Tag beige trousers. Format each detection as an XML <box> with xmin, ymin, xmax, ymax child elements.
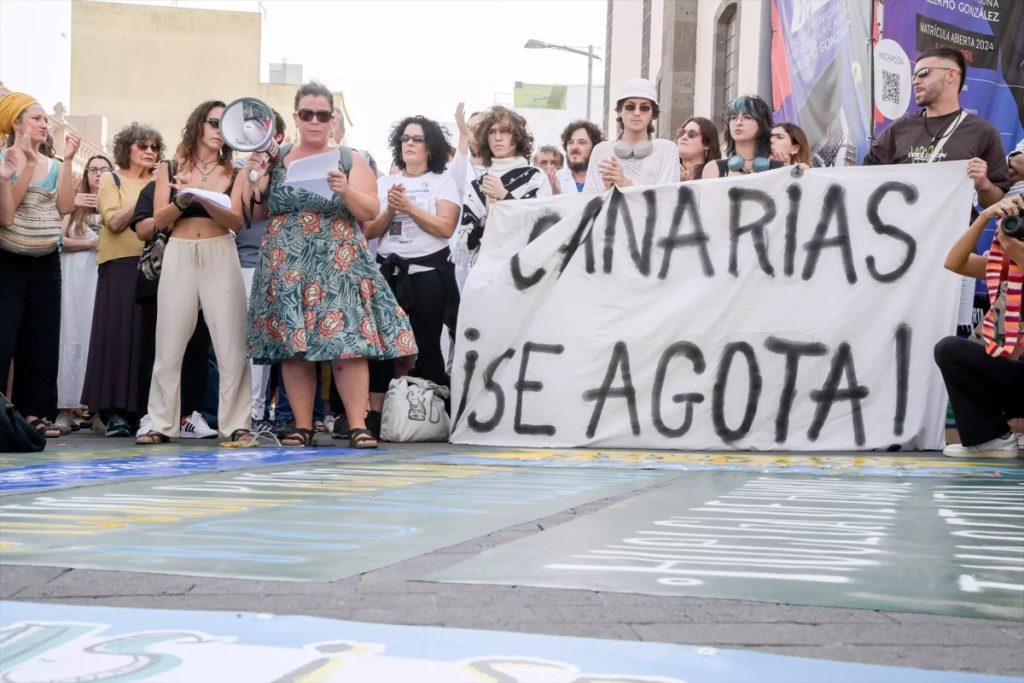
<box><xmin>147</xmin><ymin>234</ymin><xmax>251</xmax><ymax>437</ymax></box>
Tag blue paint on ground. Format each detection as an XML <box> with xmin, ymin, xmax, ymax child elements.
<box><xmin>0</xmin><ymin>447</ymin><xmax>370</xmax><ymax>494</ymax></box>
<box><xmin>0</xmin><ymin>601</ymin><xmax>1014</xmax><ymax>683</ymax></box>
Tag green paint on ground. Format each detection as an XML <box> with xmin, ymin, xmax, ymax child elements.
<box><xmin>0</xmin><ymin>462</ymin><xmax>670</xmax><ymax>581</ymax></box>
<box><xmin>427</xmin><ymin>471</ymin><xmax>1024</xmax><ymax>621</ymax></box>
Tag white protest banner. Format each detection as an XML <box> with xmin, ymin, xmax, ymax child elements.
<box><xmin>450</xmin><ymin>162</ymin><xmax>973</xmax><ymax>452</ymax></box>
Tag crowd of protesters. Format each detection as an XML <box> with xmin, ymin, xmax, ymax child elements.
<box><xmin>0</xmin><ymin>46</ymin><xmax>1020</xmax><ymax>455</ymax></box>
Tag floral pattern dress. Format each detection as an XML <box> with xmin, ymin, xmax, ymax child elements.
<box><xmin>247</xmin><ymin>146</ymin><xmax>417</xmax><ymax>364</ymax></box>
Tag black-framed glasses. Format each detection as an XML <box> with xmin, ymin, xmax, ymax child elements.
<box><xmin>296</xmin><ymin>109</ymin><xmax>333</xmax><ymax>123</ymax></box>
<box><xmin>912</xmin><ymin>66</ymin><xmax>957</xmax><ymax>80</ymax></box>
<box><xmin>134</xmin><ymin>142</ymin><xmax>161</xmax><ymax>152</ymax></box>
<box><xmin>86</xmin><ymin>166</ymin><xmax>112</xmax><ymax>174</ymax></box>
<box><xmin>400</xmin><ymin>134</ymin><xmax>426</xmax><ymax>144</ymax></box>
<box><xmin>205</xmin><ymin>118</ymin><xmax>221</xmax><ymax>129</ymax></box>
<box><xmin>622</xmin><ymin>103</ymin><xmax>652</xmax><ymax>112</ymax></box>
<box><xmin>678</xmin><ymin>129</ymin><xmax>700</xmax><ymax>140</ymax></box>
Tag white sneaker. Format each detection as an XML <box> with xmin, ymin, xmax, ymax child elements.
<box><xmin>943</xmin><ymin>434</ymin><xmax>1020</xmax><ymax>459</ymax></box>
<box><xmin>180</xmin><ymin>411</ymin><xmax>217</xmax><ymax>439</ymax></box>
<box><xmin>136</xmin><ymin>414</ymin><xmax>154</xmax><ymax>437</ymax></box>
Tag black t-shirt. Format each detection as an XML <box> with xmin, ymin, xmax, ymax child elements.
<box><xmin>130</xmin><ymin>180</ymin><xmax>159</xmax><ymax>301</ymax></box>
<box><xmin>863</xmin><ymin>110</ymin><xmax>1010</xmax><ymax>191</ymax></box>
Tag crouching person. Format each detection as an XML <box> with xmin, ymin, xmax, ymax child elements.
<box><xmin>936</xmin><ymin>195</ymin><xmax>1024</xmax><ymax>458</ymax></box>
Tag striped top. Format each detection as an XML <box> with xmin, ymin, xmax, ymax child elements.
<box><xmin>0</xmin><ymin>153</ymin><xmax>62</xmax><ymax>256</ymax></box>
<box><xmin>981</xmin><ymin>240</ymin><xmax>1022</xmax><ymax>358</ymax></box>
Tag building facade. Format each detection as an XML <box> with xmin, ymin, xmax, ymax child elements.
<box><xmin>604</xmin><ymin>0</ymin><xmax>772</xmax><ymax>142</ymax></box>
<box><xmin>69</xmin><ymin>0</ymin><xmax>347</xmax><ymax>152</ymax></box>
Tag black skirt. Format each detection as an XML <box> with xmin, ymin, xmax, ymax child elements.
<box><xmin>81</xmin><ymin>257</ymin><xmax>142</xmax><ymax>413</ymax></box>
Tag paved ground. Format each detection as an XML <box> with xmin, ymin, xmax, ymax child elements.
<box><xmin>2</xmin><ymin>433</ymin><xmax>1023</xmax><ymax>678</ymax></box>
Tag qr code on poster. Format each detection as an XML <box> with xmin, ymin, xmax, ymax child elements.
<box><xmin>881</xmin><ymin>69</ymin><xmax>900</xmax><ymax>104</ymax></box>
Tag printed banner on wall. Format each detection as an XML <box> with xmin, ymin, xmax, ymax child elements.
<box><xmin>877</xmin><ymin>0</ymin><xmax>1024</xmax><ymax>148</ymax></box>
<box><xmin>771</xmin><ymin>0</ymin><xmax>873</xmax><ymax>167</ymax></box>
<box><xmin>450</xmin><ymin>163</ymin><xmax>972</xmax><ymax>452</ymax></box>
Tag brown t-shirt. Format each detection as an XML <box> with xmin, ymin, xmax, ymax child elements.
<box><xmin>863</xmin><ymin>110</ymin><xmax>1010</xmax><ymax>191</ymax></box>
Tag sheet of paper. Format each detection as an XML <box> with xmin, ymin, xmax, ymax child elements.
<box><xmin>283</xmin><ymin>150</ymin><xmax>338</xmax><ymax>200</ymax></box>
<box><xmin>178</xmin><ymin>187</ymin><xmax>232</xmax><ymax>211</ymax></box>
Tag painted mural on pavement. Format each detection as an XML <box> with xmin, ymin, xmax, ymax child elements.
<box><xmin>415</xmin><ymin>448</ymin><xmax>1024</xmax><ymax>478</ymax></box>
<box><xmin>429</xmin><ymin>472</ymin><xmax>1024</xmax><ymax>621</ymax></box>
<box><xmin>0</xmin><ymin>602</ymin><xmax>1015</xmax><ymax>683</ymax></box>
<box><xmin>0</xmin><ymin>462</ymin><xmax>669</xmax><ymax>581</ymax></box>
<box><xmin>0</xmin><ymin>447</ymin><xmax>370</xmax><ymax>495</ymax></box>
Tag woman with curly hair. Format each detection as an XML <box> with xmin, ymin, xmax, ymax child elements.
<box><xmin>82</xmin><ymin>121</ymin><xmax>162</xmax><ymax>436</ymax></box>
<box><xmin>364</xmin><ymin>115</ymin><xmax>461</xmax><ymax>428</ymax></box>
<box><xmin>243</xmin><ymin>81</ymin><xmax>413</xmax><ymax>448</ymax></box>
<box><xmin>136</xmin><ymin>100</ymin><xmax>253</xmax><ymax>445</ymax></box>
<box><xmin>453</xmin><ymin>105</ymin><xmax>551</xmax><ymax>269</ymax></box>
<box><xmin>55</xmin><ymin>153</ymin><xmax>112</xmax><ymax>431</ymax></box>
<box><xmin>0</xmin><ymin>92</ymin><xmax>81</xmax><ymax>439</ymax></box>
<box><xmin>703</xmin><ymin>95</ymin><xmax>784</xmax><ymax>178</ymax></box>
<box><xmin>677</xmin><ymin>117</ymin><xmax>720</xmax><ymax>182</ymax></box>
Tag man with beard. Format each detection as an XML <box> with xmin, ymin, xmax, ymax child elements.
<box><xmin>864</xmin><ymin>47</ymin><xmax>1008</xmax><ymax>207</ymax></box>
<box><xmin>552</xmin><ymin>120</ymin><xmax>603</xmax><ymax>194</ymax></box>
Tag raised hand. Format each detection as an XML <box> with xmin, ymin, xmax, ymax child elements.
<box><xmin>73</xmin><ymin>193</ymin><xmax>99</xmax><ymax>208</ymax></box>
<box><xmin>64</xmin><ymin>131</ymin><xmax>82</xmax><ymax>160</ymax></box>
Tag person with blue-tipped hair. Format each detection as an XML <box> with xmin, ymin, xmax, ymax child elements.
<box><xmin>703</xmin><ymin>95</ymin><xmax>784</xmax><ymax>179</ymax></box>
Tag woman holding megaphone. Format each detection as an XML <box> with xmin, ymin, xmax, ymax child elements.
<box><xmin>135</xmin><ymin>100</ymin><xmax>253</xmax><ymax>445</ymax></box>
<box><xmin>242</xmin><ymin>81</ymin><xmax>414</xmax><ymax>449</ymax></box>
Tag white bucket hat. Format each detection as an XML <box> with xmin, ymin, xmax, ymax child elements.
<box><xmin>616</xmin><ymin>78</ymin><xmax>658</xmax><ymax>106</ymax></box>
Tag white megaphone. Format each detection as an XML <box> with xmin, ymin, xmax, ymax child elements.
<box><xmin>221</xmin><ymin>97</ymin><xmax>280</xmax><ymax>182</ymax></box>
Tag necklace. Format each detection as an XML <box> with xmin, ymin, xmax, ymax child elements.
<box><xmin>195</xmin><ymin>157</ymin><xmax>218</xmax><ymax>183</ymax></box>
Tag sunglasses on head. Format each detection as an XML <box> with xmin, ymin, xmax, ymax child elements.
<box><xmin>135</xmin><ymin>142</ymin><xmax>161</xmax><ymax>152</ymax></box>
<box><xmin>400</xmin><ymin>134</ymin><xmax>425</xmax><ymax>144</ymax></box>
<box><xmin>911</xmin><ymin>66</ymin><xmax>957</xmax><ymax>80</ymax></box>
<box><xmin>678</xmin><ymin>129</ymin><xmax>701</xmax><ymax>140</ymax></box>
<box><xmin>205</xmin><ymin>118</ymin><xmax>220</xmax><ymax>129</ymax></box>
<box><xmin>297</xmin><ymin>109</ymin><xmax>333</xmax><ymax>123</ymax></box>
<box><xmin>622</xmin><ymin>103</ymin><xmax>652</xmax><ymax>113</ymax></box>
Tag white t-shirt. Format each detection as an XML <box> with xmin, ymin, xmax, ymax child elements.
<box><xmin>556</xmin><ymin>166</ymin><xmax>585</xmax><ymax>194</ymax></box>
<box><xmin>377</xmin><ymin>171</ymin><xmax>460</xmax><ymax>272</ymax></box>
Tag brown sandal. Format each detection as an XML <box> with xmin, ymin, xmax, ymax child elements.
<box><xmin>280</xmin><ymin>427</ymin><xmax>315</xmax><ymax>447</ymax></box>
<box><xmin>30</xmin><ymin>418</ymin><xmax>64</xmax><ymax>439</ymax></box>
<box><xmin>135</xmin><ymin>431</ymin><xmax>170</xmax><ymax>445</ymax></box>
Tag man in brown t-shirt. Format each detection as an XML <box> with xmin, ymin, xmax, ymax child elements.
<box><xmin>864</xmin><ymin>47</ymin><xmax>1009</xmax><ymax>207</ymax></box>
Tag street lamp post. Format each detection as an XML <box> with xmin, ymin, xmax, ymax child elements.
<box><xmin>524</xmin><ymin>39</ymin><xmax>602</xmax><ymax>121</ymax></box>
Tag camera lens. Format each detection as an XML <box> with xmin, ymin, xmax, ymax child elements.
<box><xmin>1002</xmin><ymin>215</ymin><xmax>1024</xmax><ymax>240</ymax></box>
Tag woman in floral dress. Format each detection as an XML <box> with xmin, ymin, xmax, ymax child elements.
<box><xmin>243</xmin><ymin>82</ymin><xmax>415</xmax><ymax>448</ymax></box>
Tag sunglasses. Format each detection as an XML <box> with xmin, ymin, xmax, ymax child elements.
<box><xmin>678</xmin><ymin>129</ymin><xmax>701</xmax><ymax>140</ymax></box>
<box><xmin>86</xmin><ymin>166</ymin><xmax>112</xmax><ymax>174</ymax></box>
<box><xmin>296</xmin><ymin>109</ymin><xmax>333</xmax><ymax>123</ymax></box>
<box><xmin>134</xmin><ymin>142</ymin><xmax>161</xmax><ymax>152</ymax></box>
<box><xmin>400</xmin><ymin>134</ymin><xmax>426</xmax><ymax>144</ymax></box>
<box><xmin>206</xmin><ymin>118</ymin><xmax>220</xmax><ymax>129</ymax></box>
<box><xmin>622</xmin><ymin>103</ymin><xmax>652</xmax><ymax>113</ymax></box>
<box><xmin>911</xmin><ymin>66</ymin><xmax>957</xmax><ymax>80</ymax></box>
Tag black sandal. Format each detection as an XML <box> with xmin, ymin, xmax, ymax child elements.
<box><xmin>135</xmin><ymin>431</ymin><xmax>170</xmax><ymax>445</ymax></box>
<box><xmin>29</xmin><ymin>418</ymin><xmax>63</xmax><ymax>439</ymax></box>
<box><xmin>349</xmin><ymin>428</ymin><xmax>379</xmax><ymax>449</ymax></box>
<box><xmin>281</xmin><ymin>428</ymin><xmax>315</xmax><ymax>447</ymax></box>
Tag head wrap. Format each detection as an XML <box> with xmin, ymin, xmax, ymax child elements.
<box><xmin>0</xmin><ymin>92</ymin><xmax>39</xmax><ymax>138</ymax></box>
